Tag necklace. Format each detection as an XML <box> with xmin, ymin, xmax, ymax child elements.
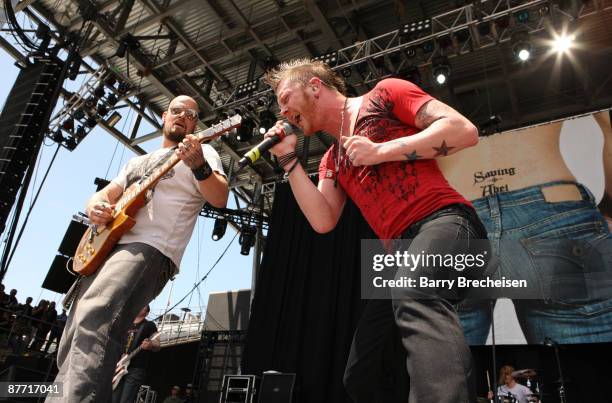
<box><xmin>334</xmin><ymin>97</ymin><xmax>348</xmax><ymax>188</ymax></box>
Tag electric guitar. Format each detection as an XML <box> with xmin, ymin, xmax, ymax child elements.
<box><xmin>73</xmin><ymin>115</ymin><xmax>242</xmax><ymax>276</ymax></box>
<box><xmin>112</xmin><ymin>331</ymin><xmax>161</xmax><ymax>390</ymax></box>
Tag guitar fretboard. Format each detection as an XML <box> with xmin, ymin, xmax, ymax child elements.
<box><xmin>111</xmin><ymin>115</ymin><xmax>241</xmax><ymax>217</ymax></box>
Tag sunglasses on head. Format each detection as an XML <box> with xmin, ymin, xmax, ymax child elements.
<box><xmin>169</xmin><ymin>107</ymin><xmax>198</xmax><ymax>121</ymax></box>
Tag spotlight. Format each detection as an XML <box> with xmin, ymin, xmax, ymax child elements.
<box><xmin>400</xmin><ymin>19</ymin><xmax>431</xmax><ymax>39</ymax></box>
<box><xmin>211</xmin><ymin>219</ymin><xmax>227</xmax><ymax>241</ymax></box>
<box><xmin>512</xmin><ymin>31</ymin><xmax>532</xmax><ymax>62</ymax></box>
<box><xmin>73</xmin><ymin>109</ymin><xmax>85</xmax><ymax>120</ymax></box>
<box><xmin>341</xmin><ymin>68</ymin><xmax>352</xmax><ymax>78</ymax></box>
<box><xmin>107</xmin><ymin>93</ymin><xmax>118</xmax><ymax>106</ymax></box>
<box><xmin>106</xmin><ymin>112</ymin><xmax>122</xmax><ymax>127</ymax></box>
<box><xmin>97</xmin><ymin>103</ymin><xmax>109</xmax><ymax>116</ymax></box>
<box><xmin>258</xmin><ymin>110</ymin><xmax>277</xmax><ymax>135</ymax></box>
<box><xmin>75</xmin><ymin>125</ymin><xmax>86</xmax><ymax>140</ymax></box>
<box><xmin>115</xmin><ymin>42</ymin><xmax>127</xmax><ymax>58</ymax></box>
<box><xmin>65</xmin><ymin>137</ymin><xmax>77</xmax><ymax>151</ymax></box>
<box><xmin>85</xmin><ymin>96</ymin><xmax>97</xmax><ymax>109</ymax></box>
<box><xmin>314</xmin><ymin>51</ymin><xmax>338</xmax><ymax>67</ymax></box>
<box><xmin>236</xmin><ymin>79</ymin><xmax>259</xmax><ymax>98</ymax></box>
<box><xmin>515</xmin><ymin>9</ymin><xmax>530</xmax><ymax>23</ymax></box>
<box><xmin>86</xmin><ymin>116</ymin><xmax>98</xmax><ymax>128</ymax></box>
<box><xmin>68</xmin><ymin>57</ymin><xmax>82</xmax><ymax>81</ymax></box>
<box><xmin>236</xmin><ymin>117</ymin><xmax>255</xmax><ymax>142</ymax></box>
<box><xmin>432</xmin><ymin>56</ymin><xmax>451</xmax><ymax>85</ymax></box>
<box><xmin>52</xmin><ymin>129</ymin><xmax>64</xmax><ymax>143</ymax></box>
<box><xmin>61</xmin><ymin>119</ymin><xmax>74</xmax><ymax>131</ymax></box>
<box><xmin>94</xmin><ymin>85</ymin><xmax>105</xmax><ymax>98</ymax></box>
<box><xmin>104</xmin><ymin>75</ymin><xmax>117</xmax><ymax>87</ymax></box>
<box><xmin>552</xmin><ymin>32</ymin><xmax>575</xmax><ymax>53</ymax></box>
<box><xmin>256</xmin><ymin>96</ymin><xmax>269</xmax><ymax>108</ymax></box>
<box><xmin>239</xmin><ymin>225</ymin><xmax>256</xmax><ymax>255</ymax></box>
<box><xmin>117</xmin><ymin>81</ymin><xmax>130</xmax><ymax>95</ymax></box>
<box><xmin>421</xmin><ymin>41</ymin><xmax>434</xmax><ymax>54</ymax></box>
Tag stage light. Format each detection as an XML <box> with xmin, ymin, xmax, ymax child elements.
<box><xmin>236</xmin><ymin>117</ymin><xmax>255</xmax><ymax>142</ymax></box>
<box><xmin>239</xmin><ymin>225</ymin><xmax>256</xmax><ymax>255</ymax></box>
<box><xmin>117</xmin><ymin>81</ymin><xmax>130</xmax><ymax>95</ymax></box>
<box><xmin>73</xmin><ymin>109</ymin><xmax>85</xmax><ymax>120</ymax></box>
<box><xmin>314</xmin><ymin>51</ymin><xmax>338</xmax><ymax>67</ymax></box>
<box><xmin>211</xmin><ymin>219</ymin><xmax>227</xmax><ymax>241</ymax></box>
<box><xmin>86</xmin><ymin>116</ymin><xmax>97</xmax><ymax>128</ymax></box>
<box><xmin>75</xmin><ymin>125</ymin><xmax>86</xmax><ymax>140</ymax></box>
<box><xmin>97</xmin><ymin>103</ymin><xmax>109</xmax><ymax>116</ymax></box>
<box><xmin>104</xmin><ymin>75</ymin><xmax>117</xmax><ymax>87</ymax></box>
<box><xmin>258</xmin><ymin>110</ymin><xmax>277</xmax><ymax>135</ymax></box>
<box><xmin>552</xmin><ymin>32</ymin><xmax>575</xmax><ymax>53</ymax></box>
<box><xmin>421</xmin><ymin>41</ymin><xmax>434</xmax><ymax>54</ymax></box>
<box><xmin>107</xmin><ymin>94</ymin><xmax>118</xmax><ymax>106</ymax></box>
<box><xmin>432</xmin><ymin>56</ymin><xmax>451</xmax><ymax>86</ymax></box>
<box><xmin>65</xmin><ymin>137</ymin><xmax>77</xmax><ymax>151</ymax></box>
<box><xmin>52</xmin><ymin>129</ymin><xmax>64</xmax><ymax>143</ymax></box>
<box><xmin>515</xmin><ymin>9</ymin><xmax>530</xmax><ymax>24</ymax></box>
<box><xmin>400</xmin><ymin>19</ymin><xmax>431</xmax><ymax>39</ymax></box>
<box><xmin>236</xmin><ymin>79</ymin><xmax>259</xmax><ymax>98</ymax></box>
<box><xmin>106</xmin><ymin>112</ymin><xmax>122</xmax><ymax>127</ymax></box>
<box><xmin>94</xmin><ymin>85</ymin><xmax>105</xmax><ymax>98</ymax></box>
<box><xmin>85</xmin><ymin>97</ymin><xmax>96</xmax><ymax>109</ymax></box>
<box><xmin>512</xmin><ymin>31</ymin><xmax>532</xmax><ymax>62</ymax></box>
<box><xmin>61</xmin><ymin>119</ymin><xmax>74</xmax><ymax>131</ymax></box>
<box><xmin>341</xmin><ymin>68</ymin><xmax>352</xmax><ymax>78</ymax></box>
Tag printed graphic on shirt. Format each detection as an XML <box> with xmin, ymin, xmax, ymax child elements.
<box><xmin>125</xmin><ymin>151</ymin><xmax>176</xmax><ymax>204</ymax></box>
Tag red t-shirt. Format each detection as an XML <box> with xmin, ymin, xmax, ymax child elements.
<box><xmin>318</xmin><ymin>78</ymin><xmax>471</xmax><ymax>240</ymax></box>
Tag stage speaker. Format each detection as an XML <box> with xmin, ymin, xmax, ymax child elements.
<box><xmin>204</xmin><ymin>289</ymin><xmax>251</xmax><ymax>331</ymax></box>
<box><xmin>42</xmin><ymin>254</ymin><xmax>77</xmax><ymax>294</ymax></box>
<box><xmin>58</xmin><ymin>219</ymin><xmax>87</xmax><ymax>256</ymax></box>
<box><xmin>258</xmin><ymin>373</ymin><xmax>295</xmax><ymax>403</ymax></box>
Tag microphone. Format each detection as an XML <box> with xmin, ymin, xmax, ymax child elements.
<box><xmin>238</xmin><ymin>122</ymin><xmax>294</xmax><ymax>169</ymax></box>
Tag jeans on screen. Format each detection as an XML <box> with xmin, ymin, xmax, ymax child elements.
<box><xmin>457</xmin><ymin>181</ymin><xmax>612</xmax><ymax>345</ymax></box>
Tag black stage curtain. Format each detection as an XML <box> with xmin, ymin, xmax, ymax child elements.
<box><xmin>242</xmin><ymin>182</ymin><xmax>408</xmax><ymax>402</ymax></box>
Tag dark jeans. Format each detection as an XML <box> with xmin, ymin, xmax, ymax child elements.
<box><xmin>112</xmin><ymin>366</ymin><xmax>147</xmax><ymax>403</ymax></box>
<box><xmin>343</xmin><ymin>205</ymin><xmax>487</xmax><ymax>403</ymax></box>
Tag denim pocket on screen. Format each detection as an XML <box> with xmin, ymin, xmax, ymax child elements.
<box><xmin>521</xmin><ymin>227</ymin><xmax>612</xmax><ymax>312</ymax></box>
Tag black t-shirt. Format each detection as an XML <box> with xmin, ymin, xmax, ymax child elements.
<box><xmin>124</xmin><ymin>320</ymin><xmax>157</xmax><ymax>369</ymax></box>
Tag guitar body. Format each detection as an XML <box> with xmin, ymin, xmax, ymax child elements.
<box><xmin>112</xmin><ymin>355</ymin><xmax>130</xmax><ymax>390</ymax></box>
<box><xmin>73</xmin><ymin>190</ymin><xmax>146</xmax><ymax>276</ymax></box>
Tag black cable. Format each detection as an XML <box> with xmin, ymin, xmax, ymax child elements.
<box><xmin>153</xmin><ymin>230</ymin><xmax>239</xmax><ymax>322</ymax></box>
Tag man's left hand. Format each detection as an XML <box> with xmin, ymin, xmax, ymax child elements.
<box><xmin>341</xmin><ymin>135</ymin><xmax>384</xmax><ymax>166</ymax></box>
<box><xmin>176</xmin><ymin>134</ymin><xmax>206</xmax><ymax>169</ymax></box>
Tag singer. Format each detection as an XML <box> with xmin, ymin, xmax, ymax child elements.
<box><xmin>263</xmin><ymin>59</ymin><xmax>487</xmax><ymax>403</ymax></box>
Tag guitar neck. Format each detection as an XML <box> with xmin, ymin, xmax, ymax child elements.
<box><xmin>113</xmin><ymin>115</ymin><xmax>241</xmax><ymax>215</ymax></box>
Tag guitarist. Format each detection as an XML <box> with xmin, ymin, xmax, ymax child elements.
<box><xmin>47</xmin><ymin>95</ymin><xmax>228</xmax><ymax>402</ymax></box>
<box><xmin>112</xmin><ymin>305</ymin><xmax>160</xmax><ymax>403</ymax></box>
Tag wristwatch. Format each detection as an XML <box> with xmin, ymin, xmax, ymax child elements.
<box><xmin>192</xmin><ymin>160</ymin><xmax>213</xmax><ymax>181</ymax></box>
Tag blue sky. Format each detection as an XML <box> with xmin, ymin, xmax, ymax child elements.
<box><xmin>0</xmin><ymin>48</ymin><xmax>254</xmax><ymax>319</ymax></box>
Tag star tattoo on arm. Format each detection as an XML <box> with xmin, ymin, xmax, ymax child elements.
<box><xmin>432</xmin><ymin>140</ymin><xmax>455</xmax><ymax>157</ymax></box>
<box><xmin>404</xmin><ymin>150</ymin><xmax>422</xmax><ymax>162</ymax></box>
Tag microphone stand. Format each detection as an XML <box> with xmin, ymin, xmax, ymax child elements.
<box><xmin>545</xmin><ymin>337</ymin><xmax>566</xmax><ymax>403</ymax></box>
<box><xmin>490</xmin><ymin>300</ymin><xmax>497</xmax><ymax>403</ymax></box>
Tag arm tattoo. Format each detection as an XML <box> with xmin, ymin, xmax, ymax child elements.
<box><xmin>432</xmin><ymin>140</ymin><xmax>455</xmax><ymax>157</ymax></box>
<box><xmin>404</xmin><ymin>150</ymin><xmax>422</xmax><ymax>162</ymax></box>
<box><xmin>415</xmin><ymin>99</ymin><xmax>448</xmax><ymax>128</ymax></box>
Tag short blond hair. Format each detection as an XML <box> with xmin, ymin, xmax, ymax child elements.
<box><xmin>263</xmin><ymin>58</ymin><xmax>346</xmax><ymax>94</ymax></box>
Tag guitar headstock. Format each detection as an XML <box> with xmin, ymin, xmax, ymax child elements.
<box><xmin>196</xmin><ymin>115</ymin><xmax>243</xmax><ymax>142</ymax></box>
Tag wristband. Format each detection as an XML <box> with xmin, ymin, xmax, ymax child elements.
<box><xmin>192</xmin><ymin>160</ymin><xmax>213</xmax><ymax>181</ymax></box>
<box><xmin>283</xmin><ymin>159</ymin><xmax>300</xmax><ymax>180</ymax></box>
